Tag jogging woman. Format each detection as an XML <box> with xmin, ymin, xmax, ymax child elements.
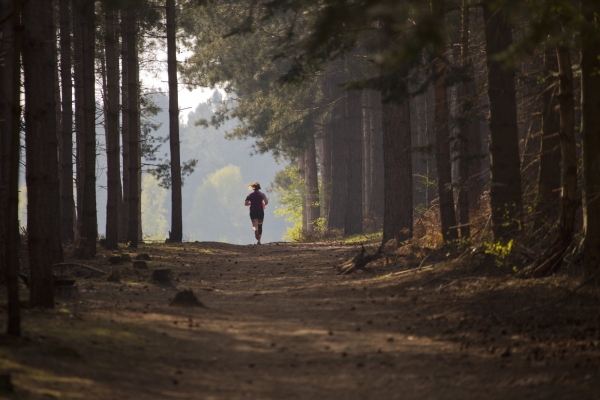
<box><xmin>245</xmin><ymin>182</ymin><xmax>268</xmax><ymax>245</ymax></box>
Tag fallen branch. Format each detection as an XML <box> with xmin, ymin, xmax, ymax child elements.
<box><xmin>337</xmin><ymin>245</ymin><xmax>379</xmax><ymax>275</ymax></box>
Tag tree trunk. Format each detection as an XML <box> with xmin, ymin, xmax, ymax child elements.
<box><xmin>369</xmin><ymin>90</ymin><xmax>384</xmax><ymax>222</ymax></box>
<box><xmin>59</xmin><ymin>0</ymin><xmax>74</xmax><ymax>242</ymax></box>
<box><xmin>520</xmin><ymin>44</ymin><xmax>577</xmax><ymax>278</ymax></box>
<box><xmin>466</xmin><ymin>64</ymin><xmax>482</xmax><ymax>212</ymax></box>
<box><xmin>483</xmin><ymin>0</ymin><xmax>523</xmax><ymax>240</ymax></box>
<box><xmin>534</xmin><ymin>49</ymin><xmax>561</xmax><ymax>230</ymax></box>
<box><xmin>345</xmin><ymin>89</ymin><xmax>363</xmax><ymax>235</ymax></box>
<box><xmin>22</xmin><ymin>0</ymin><xmax>55</xmax><ymax>307</ymax></box>
<box><xmin>0</xmin><ymin>0</ymin><xmax>15</xmax><ymax>284</ymax></box>
<box><xmin>457</xmin><ymin>0</ymin><xmax>471</xmax><ymax>239</ymax></box>
<box><xmin>0</xmin><ymin>0</ymin><xmax>22</xmax><ymax>334</ymax></box>
<box><xmin>298</xmin><ymin>156</ymin><xmax>307</xmax><ymax>232</ymax></box>
<box><xmin>167</xmin><ymin>0</ymin><xmax>183</xmax><ymax>242</ymax></box>
<box><xmin>136</xmin><ymin>65</ymin><xmax>143</xmax><ymax>243</ymax></box>
<box><xmin>327</xmin><ymin>72</ymin><xmax>347</xmax><ymax>230</ymax></box>
<box><xmin>72</xmin><ymin>0</ymin><xmax>84</xmax><ymax>239</ymax></box>
<box><xmin>51</xmin><ymin>4</ymin><xmax>63</xmax><ymax>264</ymax></box>
<box><xmin>362</xmin><ymin>91</ymin><xmax>371</xmax><ymax>215</ymax></box>
<box><xmin>381</xmin><ymin>80</ymin><xmax>413</xmax><ymax>245</ymax></box>
<box><xmin>580</xmin><ymin>0</ymin><xmax>600</xmax><ymax>285</ymax></box>
<box><xmin>120</xmin><ymin>12</ymin><xmax>129</xmax><ymax>242</ymax></box>
<box><xmin>425</xmin><ymin>84</ymin><xmax>437</xmax><ymax>206</ymax></box>
<box><xmin>127</xmin><ymin>9</ymin><xmax>140</xmax><ymax>248</ymax></box>
<box><xmin>79</xmin><ymin>0</ymin><xmax>97</xmax><ymax>258</ymax></box>
<box><xmin>104</xmin><ymin>6</ymin><xmax>121</xmax><ymax>250</ymax></box>
<box><xmin>320</xmin><ymin>95</ymin><xmax>332</xmax><ymax>225</ymax></box>
<box><xmin>431</xmin><ymin>0</ymin><xmax>458</xmax><ymax>242</ymax></box>
<box><xmin>305</xmin><ymin>130</ymin><xmax>320</xmax><ymax>231</ymax></box>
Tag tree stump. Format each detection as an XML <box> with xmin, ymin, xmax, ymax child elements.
<box><xmin>0</xmin><ymin>372</ymin><xmax>14</xmax><ymax>394</ymax></box>
<box><xmin>150</xmin><ymin>268</ymin><xmax>177</xmax><ymax>287</ymax></box>
<box><xmin>120</xmin><ymin>253</ymin><xmax>132</xmax><ymax>262</ymax></box>
<box><xmin>55</xmin><ymin>285</ymin><xmax>80</xmax><ymax>299</ymax></box>
<box><xmin>108</xmin><ymin>255</ymin><xmax>122</xmax><ymax>265</ymax></box>
<box><xmin>106</xmin><ymin>270</ymin><xmax>121</xmax><ymax>282</ymax></box>
<box><xmin>169</xmin><ymin>290</ymin><xmax>203</xmax><ymax>307</ymax></box>
<box><xmin>135</xmin><ymin>253</ymin><xmax>151</xmax><ymax>260</ymax></box>
<box><xmin>133</xmin><ymin>260</ymin><xmax>148</xmax><ymax>270</ymax></box>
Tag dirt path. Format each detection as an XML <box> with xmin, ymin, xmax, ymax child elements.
<box><xmin>1</xmin><ymin>241</ymin><xmax>599</xmax><ymax>399</ymax></box>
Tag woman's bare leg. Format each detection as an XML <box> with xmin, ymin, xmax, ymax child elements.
<box><xmin>257</xmin><ymin>222</ymin><xmax>263</xmax><ymax>244</ymax></box>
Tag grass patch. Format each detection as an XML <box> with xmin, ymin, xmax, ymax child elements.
<box><xmin>343</xmin><ymin>231</ymin><xmax>382</xmax><ymax>244</ymax></box>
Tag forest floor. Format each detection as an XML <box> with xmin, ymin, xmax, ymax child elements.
<box><xmin>0</xmin><ymin>240</ymin><xmax>599</xmax><ymax>399</ymax></box>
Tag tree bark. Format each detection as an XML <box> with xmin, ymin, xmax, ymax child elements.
<box><xmin>0</xmin><ymin>0</ymin><xmax>22</xmax><ymax>334</ymax></box>
<box><xmin>580</xmin><ymin>0</ymin><xmax>600</xmax><ymax>285</ymax></box>
<box><xmin>482</xmin><ymin>0</ymin><xmax>523</xmax><ymax>241</ymax></box>
<box><xmin>22</xmin><ymin>0</ymin><xmax>56</xmax><ymax>307</ymax></box>
<box><xmin>457</xmin><ymin>0</ymin><xmax>471</xmax><ymax>239</ymax></box>
<box><xmin>520</xmin><ymin>44</ymin><xmax>577</xmax><ymax>278</ymax></box>
<box><xmin>345</xmin><ymin>89</ymin><xmax>363</xmax><ymax>235</ymax></box>
<box><xmin>320</xmin><ymin>92</ymin><xmax>332</xmax><ymax>225</ymax></box>
<box><xmin>381</xmin><ymin>81</ymin><xmax>413</xmax><ymax>245</ymax></box>
<box><xmin>127</xmin><ymin>9</ymin><xmax>140</xmax><ymax>248</ymax></box>
<box><xmin>52</xmin><ymin>4</ymin><xmax>63</xmax><ymax>263</ymax></box>
<box><xmin>327</xmin><ymin>71</ymin><xmax>347</xmax><ymax>231</ymax></box>
<box><xmin>305</xmin><ymin>130</ymin><xmax>320</xmax><ymax>231</ymax></box>
<box><xmin>167</xmin><ymin>0</ymin><xmax>183</xmax><ymax>242</ymax></box>
<box><xmin>0</xmin><ymin>0</ymin><xmax>15</xmax><ymax>284</ymax></box>
<box><xmin>362</xmin><ymin>92</ymin><xmax>371</xmax><ymax>216</ymax></box>
<box><xmin>120</xmin><ymin>12</ymin><xmax>130</xmax><ymax>242</ymax></box>
<box><xmin>298</xmin><ymin>156</ymin><xmax>307</xmax><ymax>232</ymax></box>
<box><xmin>59</xmin><ymin>0</ymin><xmax>74</xmax><ymax>242</ymax></box>
<box><xmin>369</xmin><ymin>90</ymin><xmax>384</xmax><ymax>221</ymax></box>
<box><xmin>425</xmin><ymin>84</ymin><xmax>437</xmax><ymax>206</ymax></box>
<box><xmin>431</xmin><ymin>0</ymin><xmax>458</xmax><ymax>242</ymax></box>
<box><xmin>466</xmin><ymin>66</ymin><xmax>482</xmax><ymax>212</ymax></box>
<box><xmin>79</xmin><ymin>0</ymin><xmax>97</xmax><ymax>258</ymax></box>
<box><xmin>72</xmin><ymin>0</ymin><xmax>84</xmax><ymax>239</ymax></box>
<box><xmin>104</xmin><ymin>5</ymin><xmax>121</xmax><ymax>250</ymax></box>
<box><xmin>534</xmin><ymin>49</ymin><xmax>561</xmax><ymax>229</ymax></box>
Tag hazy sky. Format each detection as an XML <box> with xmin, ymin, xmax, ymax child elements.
<box><xmin>140</xmin><ymin>48</ymin><xmax>215</xmax><ymax>124</ymax></box>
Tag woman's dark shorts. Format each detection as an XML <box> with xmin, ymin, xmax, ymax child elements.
<box><xmin>250</xmin><ymin>209</ymin><xmax>264</xmax><ymax>222</ymax></box>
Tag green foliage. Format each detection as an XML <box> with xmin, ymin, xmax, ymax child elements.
<box><xmin>483</xmin><ymin>239</ymin><xmax>514</xmax><ymax>267</ymax></box>
<box><xmin>270</xmin><ymin>165</ymin><xmax>305</xmax><ymax>241</ymax></box>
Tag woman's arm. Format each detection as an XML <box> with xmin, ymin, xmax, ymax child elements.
<box><xmin>245</xmin><ymin>200</ymin><xmax>250</xmax><ymax>206</ymax></box>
